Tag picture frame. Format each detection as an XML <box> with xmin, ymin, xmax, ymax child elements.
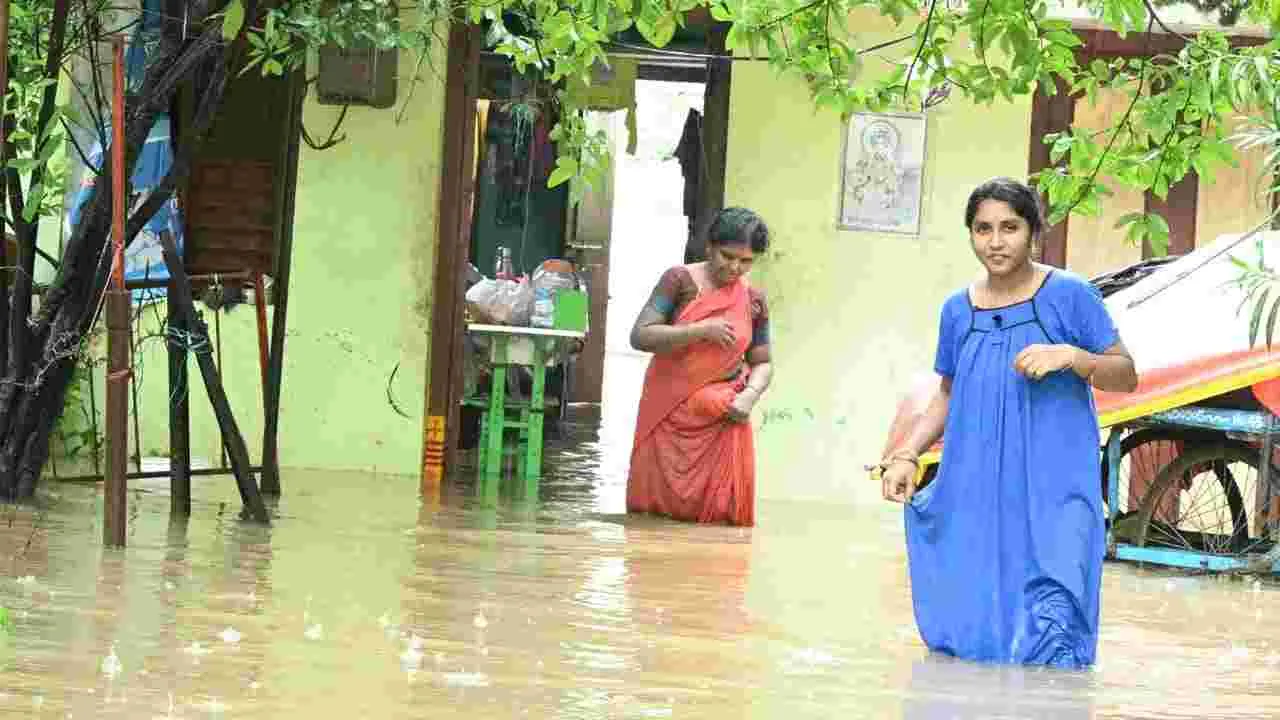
<box><xmin>838</xmin><ymin>112</ymin><xmax>928</xmax><ymax>235</ymax></box>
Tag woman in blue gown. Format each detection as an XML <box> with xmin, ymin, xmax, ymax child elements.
<box><xmin>880</xmin><ymin>178</ymin><xmax>1138</xmax><ymax>669</ymax></box>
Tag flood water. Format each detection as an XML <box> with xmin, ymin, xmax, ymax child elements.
<box><xmin>3</xmin><ymin>406</ymin><xmax>1280</xmax><ymax>718</ymax></box>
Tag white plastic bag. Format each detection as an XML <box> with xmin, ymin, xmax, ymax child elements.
<box><xmin>466</xmin><ymin>278</ymin><xmax>533</xmax><ymax>326</ymax></box>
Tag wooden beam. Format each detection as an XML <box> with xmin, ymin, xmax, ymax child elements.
<box><xmin>1027</xmin><ymin>78</ymin><xmax>1074</xmax><ymax>268</ymax></box>
<box><xmin>167</xmin><ymin>270</ymin><xmax>191</xmax><ymax>517</ymax></box>
<box><xmin>160</xmin><ymin>234</ymin><xmax>270</xmax><ymax>524</ymax></box>
<box><xmin>687</xmin><ymin>24</ymin><xmax>731</xmax><ymax>263</ymax></box>
<box><xmin>637</xmin><ymin>64</ymin><xmax>706</xmax><ymax>84</ymax></box>
<box><xmin>104</xmin><ymin>36</ymin><xmax>129</xmax><ymax>548</ymax></box>
<box><xmin>423</xmin><ymin>24</ymin><xmax>481</xmax><ymax>490</ymax></box>
<box><xmin>1075</xmin><ymin>28</ymin><xmax>1269</xmax><ymax>61</ymax></box>
<box><xmin>260</xmin><ymin>70</ymin><xmax>305</xmax><ymax>496</ymax></box>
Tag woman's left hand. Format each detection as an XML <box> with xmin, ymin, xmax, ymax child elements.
<box><xmin>1014</xmin><ymin>344</ymin><xmax>1078</xmax><ymax>381</ymax></box>
<box><xmin>726</xmin><ymin>389</ymin><xmax>758</xmax><ymax>423</ymax></box>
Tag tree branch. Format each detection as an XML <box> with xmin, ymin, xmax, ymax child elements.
<box><xmin>903</xmin><ymin>0</ymin><xmax>940</xmax><ymax>106</ymax></box>
<box><xmin>1141</xmin><ymin>0</ymin><xmax>1190</xmax><ymax>39</ymax></box>
<box><xmin>1060</xmin><ymin>13</ymin><xmax>1157</xmax><ymax>219</ymax></box>
<box><xmin>760</xmin><ymin>0</ymin><xmax>827</xmax><ymax>29</ymax></box>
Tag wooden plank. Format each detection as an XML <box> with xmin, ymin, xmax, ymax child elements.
<box><xmin>424</xmin><ymin>24</ymin><xmax>481</xmax><ymax>489</ymax></box>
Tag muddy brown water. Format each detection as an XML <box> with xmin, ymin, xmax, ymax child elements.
<box><xmin>1</xmin><ymin>409</ymin><xmax>1279</xmax><ymax>719</ymax></box>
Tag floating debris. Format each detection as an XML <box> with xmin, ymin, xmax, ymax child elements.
<box><xmin>304</xmin><ymin>624</ymin><xmax>324</xmax><ymax>641</ymax></box>
<box><xmin>101</xmin><ymin>645</ymin><xmax>124</xmax><ymax>677</ymax></box>
<box><xmin>400</xmin><ymin>636</ymin><xmax>425</xmax><ymax>672</ymax></box>
<box><xmin>473</xmin><ymin>612</ymin><xmax>489</xmax><ymax>629</ymax></box>
<box><xmin>442</xmin><ymin>671</ymin><xmax>489</xmax><ymax>688</ymax></box>
<box><xmin>219</xmin><ymin>627</ymin><xmax>242</xmax><ymax>644</ymax></box>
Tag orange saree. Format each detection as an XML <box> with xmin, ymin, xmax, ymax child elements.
<box><xmin>627</xmin><ymin>276</ymin><xmax>756</xmax><ymax>527</ymax></box>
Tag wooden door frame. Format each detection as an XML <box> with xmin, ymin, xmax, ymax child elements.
<box><xmin>423</xmin><ymin>23</ymin><xmax>482</xmax><ymax>487</ymax></box>
<box><xmin>423</xmin><ymin>23</ymin><xmax>736</xmax><ymax>478</ymax></box>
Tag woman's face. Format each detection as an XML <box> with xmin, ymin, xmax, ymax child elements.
<box><xmin>705</xmin><ymin>242</ymin><xmax>755</xmax><ymax>286</ymax></box>
<box><xmin>970</xmin><ymin>199</ymin><xmax>1034</xmax><ymax>278</ymax></box>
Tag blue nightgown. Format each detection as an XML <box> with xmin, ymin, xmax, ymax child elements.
<box><xmin>905</xmin><ymin>269</ymin><xmax>1120</xmax><ymax>669</ymax></box>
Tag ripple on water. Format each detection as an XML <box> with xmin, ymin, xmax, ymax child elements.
<box><xmin>0</xmin><ymin>409</ymin><xmax>1276</xmax><ymax>718</ymax></box>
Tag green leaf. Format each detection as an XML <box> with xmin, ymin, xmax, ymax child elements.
<box><xmin>21</xmin><ymin>184</ymin><xmax>43</xmax><ymax>222</ymax></box>
<box><xmin>1267</xmin><ymin>294</ymin><xmax>1280</xmax><ymax>349</ymax></box>
<box><xmin>223</xmin><ymin>0</ymin><xmax>246</xmax><ymax>42</ymax></box>
<box><xmin>1046</xmin><ymin>30</ymin><xmax>1082</xmax><ymax>48</ymax></box>
<box><xmin>547</xmin><ymin>158</ymin><xmax>578</xmax><ymax>188</ymax></box>
<box><xmin>1146</xmin><ymin>213</ymin><xmax>1170</xmax><ymax>256</ymax></box>
<box><xmin>1252</xmin><ymin>288</ymin><xmax>1271</xmax><ymax>346</ymax></box>
<box><xmin>1113</xmin><ymin>211</ymin><xmax>1145</xmax><ymax>230</ymax></box>
<box><xmin>641</xmin><ymin>12</ymin><xmax>677</xmax><ymax>48</ymax></box>
<box><xmin>710</xmin><ymin>3</ymin><xmax>732</xmax><ymax>21</ymax></box>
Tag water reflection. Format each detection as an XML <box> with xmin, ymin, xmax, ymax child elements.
<box><xmin>0</xmin><ymin>410</ymin><xmax>1279</xmax><ymax>718</ymax></box>
<box><xmin>902</xmin><ymin>655</ymin><xmax>1095</xmax><ymax>719</ymax></box>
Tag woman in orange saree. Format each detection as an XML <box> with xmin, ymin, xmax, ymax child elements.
<box><xmin>627</xmin><ymin>208</ymin><xmax>774</xmax><ymax>527</ymax></box>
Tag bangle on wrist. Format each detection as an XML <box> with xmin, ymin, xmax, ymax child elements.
<box><xmin>886</xmin><ymin>451</ymin><xmax>920</xmax><ymax>469</ymax></box>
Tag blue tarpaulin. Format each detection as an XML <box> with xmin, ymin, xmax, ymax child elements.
<box><xmin>63</xmin><ymin>0</ymin><xmax>183</xmax><ymax>302</ymax></box>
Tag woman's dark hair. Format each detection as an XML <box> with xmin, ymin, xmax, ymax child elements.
<box><xmin>707</xmin><ymin>207</ymin><xmax>770</xmax><ymax>253</ymax></box>
<box><xmin>964</xmin><ymin>177</ymin><xmax>1044</xmax><ymax>238</ymax></box>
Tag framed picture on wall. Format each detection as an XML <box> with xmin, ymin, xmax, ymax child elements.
<box><xmin>838</xmin><ymin>112</ymin><xmax>928</xmax><ymax>235</ymax></box>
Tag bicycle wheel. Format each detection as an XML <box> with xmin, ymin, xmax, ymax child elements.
<box><xmin>1101</xmin><ymin>429</ymin><xmax>1215</xmax><ymax>528</ymax></box>
<box><xmin>1132</xmin><ymin>442</ymin><xmax>1268</xmax><ymax>558</ymax></box>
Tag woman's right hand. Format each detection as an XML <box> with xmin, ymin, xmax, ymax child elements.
<box><xmin>694</xmin><ymin>318</ymin><xmax>737</xmax><ymax>348</ymax></box>
<box><xmin>881</xmin><ymin>460</ymin><xmax>918</xmax><ymax>504</ymax></box>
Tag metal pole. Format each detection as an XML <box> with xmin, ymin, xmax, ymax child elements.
<box><xmin>103</xmin><ymin>36</ymin><xmax>129</xmax><ymax>548</ymax></box>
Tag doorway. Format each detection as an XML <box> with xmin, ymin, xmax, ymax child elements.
<box><xmin>425</xmin><ymin>29</ymin><xmax>734</xmax><ymax>481</ymax></box>
<box><xmin>593</xmin><ymin>79</ymin><xmax>706</xmax><ymax>472</ymax></box>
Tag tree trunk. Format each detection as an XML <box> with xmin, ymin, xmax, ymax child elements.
<box><xmin>0</xmin><ymin>2</ymin><xmax>251</xmax><ymax>500</ymax></box>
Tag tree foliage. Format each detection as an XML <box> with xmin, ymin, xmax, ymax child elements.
<box><xmin>214</xmin><ymin>0</ymin><xmax>1280</xmax><ymax>254</ymax></box>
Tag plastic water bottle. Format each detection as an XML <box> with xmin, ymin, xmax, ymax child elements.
<box><xmin>493</xmin><ymin>247</ymin><xmax>509</xmax><ymax>280</ymax></box>
<box><xmin>531</xmin><ymin>286</ymin><xmax>554</xmax><ymax>328</ymax></box>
